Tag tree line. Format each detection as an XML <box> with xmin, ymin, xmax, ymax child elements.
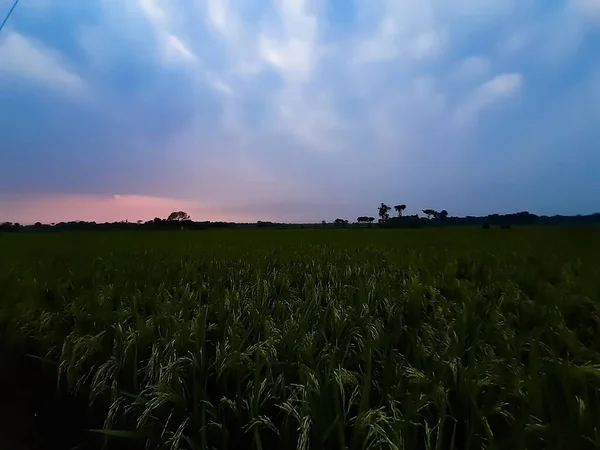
<box><xmin>1</xmin><ymin>207</ymin><xmax>600</xmax><ymax>232</ymax></box>
<box><xmin>331</xmin><ymin>203</ymin><xmax>448</xmax><ymax>226</ymax></box>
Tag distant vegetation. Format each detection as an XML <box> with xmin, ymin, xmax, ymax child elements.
<box><xmin>1</xmin><ymin>204</ymin><xmax>600</xmax><ymax>232</ymax></box>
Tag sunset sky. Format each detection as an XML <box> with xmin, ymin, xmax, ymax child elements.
<box><xmin>1</xmin><ymin>0</ymin><xmax>599</xmax><ymax>224</ymax></box>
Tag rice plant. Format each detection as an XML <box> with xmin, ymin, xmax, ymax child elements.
<box><xmin>1</xmin><ymin>227</ymin><xmax>599</xmax><ymax>449</ymax></box>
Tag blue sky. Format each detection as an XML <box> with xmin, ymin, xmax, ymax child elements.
<box><xmin>0</xmin><ymin>0</ymin><xmax>599</xmax><ymax>223</ymax></box>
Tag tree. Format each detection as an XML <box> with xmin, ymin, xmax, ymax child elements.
<box><xmin>394</xmin><ymin>204</ymin><xmax>407</xmax><ymax>217</ymax></box>
<box><xmin>378</xmin><ymin>203</ymin><xmax>391</xmax><ymax>223</ymax></box>
<box><xmin>438</xmin><ymin>210</ymin><xmax>448</xmax><ymax>220</ymax></box>
<box><xmin>357</xmin><ymin>216</ymin><xmax>376</xmax><ymax>226</ymax></box>
<box><xmin>167</xmin><ymin>211</ymin><xmax>190</xmax><ymax>222</ymax></box>
<box><xmin>422</xmin><ymin>209</ymin><xmax>438</xmax><ymax>219</ymax></box>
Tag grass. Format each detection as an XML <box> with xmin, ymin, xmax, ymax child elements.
<box><xmin>1</xmin><ymin>227</ymin><xmax>600</xmax><ymax>449</ymax></box>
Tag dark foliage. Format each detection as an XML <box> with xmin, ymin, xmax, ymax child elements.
<box><xmin>2</xmin><ymin>210</ymin><xmax>600</xmax><ymax>233</ymax></box>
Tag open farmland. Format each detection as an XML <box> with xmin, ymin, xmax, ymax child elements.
<box><xmin>1</xmin><ymin>227</ymin><xmax>600</xmax><ymax>450</ymax></box>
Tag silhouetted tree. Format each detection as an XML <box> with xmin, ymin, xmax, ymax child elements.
<box><xmin>438</xmin><ymin>210</ymin><xmax>448</xmax><ymax>220</ymax></box>
<box><xmin>394</xmin><ymin>204</ymin><xmax>407</xmax><ymax>217</ymax></box>
<box><xmin>422</xmin><ymin>209</ymin><xmax>438</xmax><ymax>219</ymax></box>
<box><xmin>357</xmin><ymin>216</ymin><xmax>374</xmax><ymax>224</ymax></box>
<box><xmin>378</xmin><ymin>203</ymin><xmax>391</xmax><ymax>223</ymax></box>
<box><xmin>167</xmin><ymin>211</ymin><xmax>190</xmax><ymax>222</ymax></box>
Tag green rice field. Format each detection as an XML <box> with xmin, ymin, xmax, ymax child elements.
<box><xmin>1</xmin><ymin>227</ymin><xmax>600</xmax><ymax>449</ymax></box>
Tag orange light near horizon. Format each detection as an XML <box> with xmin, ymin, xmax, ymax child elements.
<box><xmin>0</xmin><ymin>194</ymin><xmax>259</xmax><ymax>224</ymax></box>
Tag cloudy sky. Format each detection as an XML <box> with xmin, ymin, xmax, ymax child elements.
<box><xmin>1</xmin><ymin>0</ymin><xmax>599</xmax><ymax>223</ymax></box>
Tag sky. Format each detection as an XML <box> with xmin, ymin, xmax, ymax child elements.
<box><xmin>0</xmin><ymin>0</ymin><xmax>599</xmax><ymax>224</ymax></box>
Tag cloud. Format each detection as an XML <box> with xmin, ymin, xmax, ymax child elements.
<box><xmin>354</xmin><ymin>14</ymin><xmax>441</xmax><ymax>63</ymax></box>
<box><xmin>137</xmin><ymin>0</ymin><xmax>197</xmax><ymax>64</ymax></box>
<box><xmin>455</xmin><ymin>73</ymin><xmax>523</xmax><ymax>125</ymax></box>
<box><xmin>205</xmin><ymin>0</ymin><xmax>236</xmax><ymax>37</ymax></box>
<box><xmin>0</xmin><ymin>32</ymin><xmax>85</xmax><ymax>94</ymax></box>
<box><xmin>450</xmin><ymin>56</ymin><xmax>491</xmax><ymax>84</ymax></box>
<box><xmin>1</xmin><ymin>0</ymin><xmax>599</xmax><ymax>220</ymax></box>
<box><xmin>259</xmin><ymin>0</ymin><xmax>318</xmax><ymax>80</ymax></box>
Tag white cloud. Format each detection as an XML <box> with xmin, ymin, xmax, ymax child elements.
<box><xmin>450</xmin><ymin>56</ymin><xmax>492</xmax><ymax>83</ymax></box>
<box><xmin>258</xmin><ymin>0</ymin><xmax>318</xmax><ymax>81</ymax></box>
<box><xmin>259</xmin><ymin>36</ymin><xmax>314</xmax><ymax>80</ymax></box>
<box><xmin>272</xmin><ymin>88</ymin><xmax>349</xmax><ymax>152</ymax></box>
<box><xmin>76</xmin><ymin>0</ymin><xmax>198</xmax><ymax>72</ymax></box>
<box><xmin>354</xmin><ymin>18</ymin><xmax>401</xmax><ymax>63</ymax></box>
<box><xmin>206</xmin><ymin>72</ymin><xmax>234</xmax><ymax>96</ymax></box>
<box><xmin>7</xmin><ymin>0</ymin><xmax>595</xmax><ymax>183</ymax></box>
<box><xmin>353</xmin><ymin>0</ymin><xmax>522</xmax><ymax>65</ymax></box>
<box><xmin>354</xmin><ymin>11</ymin><xmax>441</xmax><ymax>63</ymax></box>
<box><xmin>480</xmin><ymin>73</ymin><xmax>523</xmax><ymax>100</ymax></box>
<box><xmin>75</xmin><ymin>0</ymin><xmax>587</xmax><ymax>159</ymax></box>
<box><xmin>254</xmin><ymin>0</ymin><xmax>352</xmax><ymax>152</ymax></box>
<box><xmin>497</xmin><ymin>1</ymin><xmax>597</xmax><ymax>65</ymax></box>
<box><xmin>138</xmin><ymin>0</ymin><xmax>166</xmax><ymax>23</ymax></box>
<box><xmin>456</xmin><ymin>73</ymin><xmax>523</xmax><ymax>125</ymax></box>
<box><xmin>206</xmin><ymin>0</ymin><xmax>233</xmax><ymax>36</ymax></box>
<box><xmin>137</xmin><ymin>0</ymin><xmax>197</xmax><ymax>64</ymax></box>
<box><xmin>411</xmin><ymin>32</ymin><xmax>441</xmax><ymax>59</ymax></box>
<box><xmin>0</xmin><ymin>32</ymin><xmax>85</xmax><ymax>94</ymax></box>
<box><xmin>202</xmin><ymin>0</ymin><xmax>266</xmax><ymax>78</ymax></box>
<box><xmin>163</xmin><ymin>33</ymin><xmax>196</xmax><ymax>62</ymax></box>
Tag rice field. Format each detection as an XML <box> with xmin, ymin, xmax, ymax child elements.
<box><xmin>1</xmin><ymin>227</ymin><xmax>600</xmax><ymax>450</ymax></box>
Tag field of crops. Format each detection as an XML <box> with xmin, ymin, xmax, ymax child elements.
<box><xmin>1</xmin><ymin>227</ymin><xmax>600</xmax><ymax>450</ymax></box>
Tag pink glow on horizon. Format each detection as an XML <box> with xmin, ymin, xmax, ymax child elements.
<box><xmin>0</xmin><ymin>194</ymin><xmax>259</xmax><ymax>224</ymax></box>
